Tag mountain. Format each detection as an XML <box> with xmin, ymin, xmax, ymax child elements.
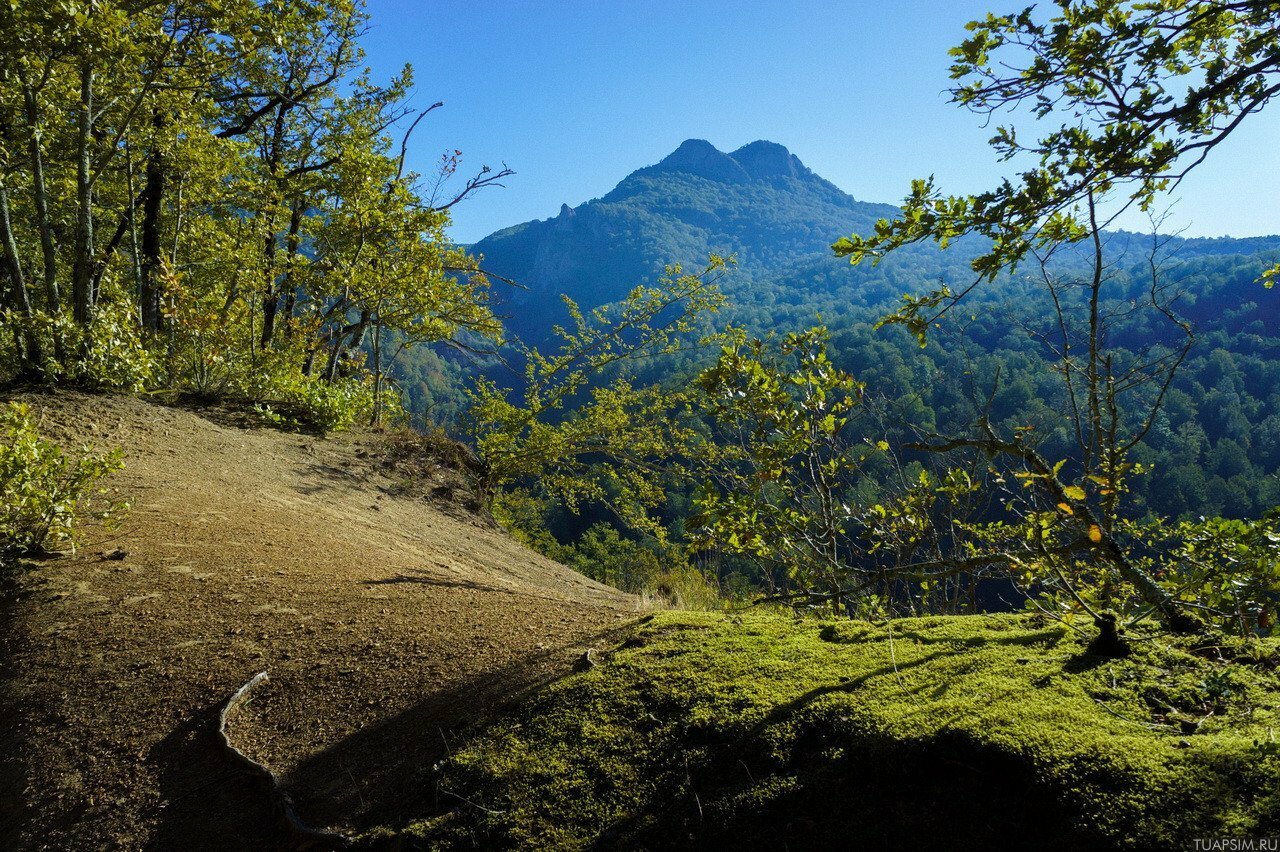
<box><xmin>470</xmin><ymin>139</ymin><xmax>899</xmax><ymax>339</ymax></box>
<box><xmin>469</xmin><ymin>139</ymin><xmax>1280</xmax><ymax>341</ymax></box>
<box><xmin>429</xmin><ymin>140</ymin><xmax>1280</xmax><ymax>523</ymax></box>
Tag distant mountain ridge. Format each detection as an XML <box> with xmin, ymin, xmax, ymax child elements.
<box><xmin>406</xmin><ymin>140</ymin><xmax>1280</xmax><ymax>523</ymax></box>
<box><xmin>471</xmin><ymin>139</ymin><xmax>899</xmax><ymax>338</ymax></box>
<box><xmin>629</xmin><ymin>139</ymin><xmax>827</xmax><ymax>185</ymax></box>
<box><xmin>470</xmin><ymin>139</ymin><xmax>1280</xmax><ymax>344</ymax></box>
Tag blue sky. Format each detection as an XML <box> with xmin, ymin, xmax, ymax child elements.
<box><xmin>361</xmin><ymin>1</ymin><xmax>1280</xmax><ymax>244</ymax></box>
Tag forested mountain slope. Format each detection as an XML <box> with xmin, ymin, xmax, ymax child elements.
<box><xmin>467</xmin><ymin>139</ymin><xmax>1279</xmax><ymax>341</ymax></box>
<box><xmin>413</xmin><ymin>141</ymin><xmax>1280</xmax><ymax>522</ymax></box>
<box><xmin>469</xmin><ymin>139</ymin><xmax>899</xmax><ymax>341</ymax></box>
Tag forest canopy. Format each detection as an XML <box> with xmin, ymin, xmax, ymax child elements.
<box><xmin>0</xmin><ymin>0</ymin><xmax>505</xmax><ymax>429</ymax></box>
<box><xmin>461</xmin><ymin>0</ymin><xmax>1280</xmax><ymax>641</ymax></box>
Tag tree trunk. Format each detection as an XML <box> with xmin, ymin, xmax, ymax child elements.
<box><xmin>139</xmin><ymin>111</ymin><xmax>166</xmax><ymax>332</ymax></box>
<box><xmin>326</xmin><ymin>310</ymin><xmax>369</xmax><ymax>382</ymax></box>
<box><xmin>258</xmin><ymin>101</ymin><xmax>289</xmax><ymax>351</ymax></box>
<box><xmin>371</xmin><ymin>315</ymin><xmax>382</xmax><ymax>425</ymax></box>
<box><xmin>21</xmin><ymin>81</ymin><xmax>58</xmax><ymax>315</ymax></box>
<box><xmin>260</xmin><ymin>225</ymin><xmax>279</xmax><ymax>350</ymax></box>
<box><xmin>0</xmin><ymin>178</ymin><xmax>43</xmax><ymax>374</ymax></box>
<box><xmin>71</xmin><ymin>64</ymin><xmax>95</xmax><ymax>326</ymax></box>
<box><xmin>280</xmin><ymin>201</ymin><xmax>303</xmax><ymax>340</ymax></box>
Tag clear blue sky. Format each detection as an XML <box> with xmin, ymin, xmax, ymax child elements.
<box><xmin>360</xmin><ymin>0</ymin><xmax>1280</xmax><ymax>244</ymax></box>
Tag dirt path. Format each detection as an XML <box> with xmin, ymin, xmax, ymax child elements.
<box><xmin>0</xmin><ymin>391</ymin><xmax>636</xmax><ymax>850</ymax></box>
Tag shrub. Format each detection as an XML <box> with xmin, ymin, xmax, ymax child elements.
<box><xmin>255</xmin><ymin>376</ymin><xmax>402</xmax><ymax>434</ymax></box>
<box><xmin>0</xmin><ymin>402</ymin><xmax>127</xmax><ymax>556</ymax></box>
<box><xmin>64</xmin><ymin>303</ymin><xmax>157</xmax><ymax>391</ymax></box>
<box><xmin>1157</xmin><ymin>510</ymin><xmax>1280</xmax><ymax>636</ymax></box>
<box><xmin>0</xmin><ymin>304</ymin><xmax>156</xmax><ymax>391</ymax></box>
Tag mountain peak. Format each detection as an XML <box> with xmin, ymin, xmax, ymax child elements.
<box><xmin>671</xmin><ymin>138</ymin><xmax>720</xmax><ymax>157</ymax></box>
<box><xmin>649</xmin><ymin>139</ymin><xmax>750</xmax><ymax>183</ymax></box>
<box><xmin>636</xmin><ymin>139</ymin><xmax>813</xmax><ymax>185</ymax></box>
<box><xmin>730</xmin><ymin>140</ymin><xmax>806</xmax><ymax>180</ymax></box>
<box><xmin>472</xmin><ymin>138</ymin><xmax>902</xmax><ymax>338</ymax></box>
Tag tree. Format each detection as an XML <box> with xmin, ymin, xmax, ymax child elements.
<box><xmin>826</xmin><ymin>0</ymin><xmax>1280</xmax><ymax>634</ymax></box>
<box><xmin>308</xmin><ymin>133</ymin><xmax>504</xmax><ymax>424</ymax></box>
<box><xmin>469</xmin><ymin>258</ymin><xmax>732</xmax><ymax>537</ymax></box>
<box><xmin>834</xmin><ymin>0</ymin><xmax>1280</xmax><ymax>335</ymax></box>
<box><xmin>689</xmin><ymin>327</ymin><xmax>881</xmax><ymax>612</ymax></box>
<box><xmin>0</xmin><ymin>0</ymin><xmax>506</xmax><ymax>432</ymax></box>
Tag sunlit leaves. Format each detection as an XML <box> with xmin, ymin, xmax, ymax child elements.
<box><xmin>0</xmin><ymin>0</ymin><xmax>502</xmax><ymax>430</ymax></box>
<box><xmin>0</xmin><ymin>402</ymin><xmax>127</xmax><ymax>555</ymax></box>
<box><xmin>834</xmin><ymin>0</ymin><xmax>1280</xmax><ymax>340</ymax></box>
<box><xmin>690</xmin><ymin>326</ymin><xmax>873</xmax><ymax>600</ymax></box>
<box><xmin>469</xmin><ymin>258</ymin><xmax>733</xmax><ymax>539</ymax></box>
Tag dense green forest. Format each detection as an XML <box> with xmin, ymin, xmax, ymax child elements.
<box><xmin>7</xmin><ymin>2</ymin><xmax>1280</xmax><ymax>848</ymax></box>
<box><xmin>0</xmin><ymin>0</ymin><xmax>505</xmax><ymax>429</ymax></box>
<box><xmin>420</xmin><ymin>0</ymin><xmax>1280</xmax><ymax>636</ymax></box>
<box><xmin>397</xmin><ymin>143</ymin><xmax>1280</xmax><ymax>540</ymax></box>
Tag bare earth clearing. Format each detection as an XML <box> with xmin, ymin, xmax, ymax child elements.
<box><xmin>0</xmin><ymin>391</ymin><xmax>636</xmax><ymax>850</ymax></box>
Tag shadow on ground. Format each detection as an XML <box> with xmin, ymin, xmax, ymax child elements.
<box><xmin>0</xmin><ymin>569</ymin><xmax>31</xmax><ymax>850</ymax></box>
<box><xmin>280</xmin><ymin>624</ymin><xmax>634</xmax><ymax>836</ymax></box>
<box><xmin>148</xmin><ymin>697</ymin><xmax>288</xmax><ymax>851</ymax></box>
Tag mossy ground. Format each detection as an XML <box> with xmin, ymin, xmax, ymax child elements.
<box><xmin>362</xmin><ymin>611</ymin><xmax>1280</xmax><ymax>851</ymax></box>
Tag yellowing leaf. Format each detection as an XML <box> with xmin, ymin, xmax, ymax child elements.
<box><xmin>1088</xmin><ymin>525</ymin><xmax>1103</xmax><ymax>543</ymax></box>
<box><xmin>1062</xmin><ymin>485</ymin><xmax>1086</xmax><ymax>501</ymax></box>
<box><xmin>1056</xmin><ymin>502</ymin><xmax>1074</xmax><ymax>515</ymax></box>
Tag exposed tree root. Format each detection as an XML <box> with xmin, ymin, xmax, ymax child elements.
<box><xmin>218</xmin><ymin>671</ymin><xmax>351</xmax><ymax>850</ymax></box>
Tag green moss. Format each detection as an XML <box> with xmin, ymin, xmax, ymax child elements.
<box><xmin>362</xmin><ymin>612</ymin><xmax>1280</xmax><ymax>851</ymax></box>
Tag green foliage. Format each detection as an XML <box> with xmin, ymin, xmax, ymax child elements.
<box><xmin>563</xmin><ymin>523</ymin><xmax>664</xmax><ymax>591</ymax></box>
<box><xmin>470</xmin><ymin>258</ymin><xmax>734</xmax><ymax>537</ymax></box>
<box><xmin>477</xmin><ymin>235</ymin><xmax>1279</xmax><ymax>627</ymax></box>
<box><xmin>0</xmin><ymin>402</ymin><xmax>126</xmax><ymax>556</ymax></box>
<box><xmin>488</xmin><ymin>488</ymin><xmax>570</xmax><ymax>559</ymax></box>
<box><xmin>817</xmin><ymin>1</ymin><xmax>1280</xmax><ymax>632</ymax></box>
<box><xmin>834</xmin><ymin>1</ymin><xmax>1280</xmax><ymax>310</ymax></box>
<box><xmin>491</xmin><ymin>491</ymin><xmax>725</xmax><ymax>609</ymax></box>
<box><xmin>0</xmin><ymin>303</ymin><xmax>156</xmax><ymax>391</ymax></box>
<box><xmin>691</xmin><ymin>326</ymin><xmax>879</xmax><ymax>607</ymax></box>
<box><xmin>562</xmin><ymin>523</ymin><xmax>723</xmax><ymax>609</ymax></box>
<box><xmin>370</xmin><ymin>611</ymin><xmax>1280</xmax><ymax>849</ymax></box>
<box><xmin>0</xmin><ymin>0</ymin><xmax>500</xmax><ymax>429</ymax></box>
<box><xmin>1153</xmin><ymin>510</ymin><xmax>1280</xmax><ymax>636</ymax></box>
<box><xmin>254</xmin><ymin>375</ymin><xmax>402</xmax><ymax>434</ymax></box>
<box><xmin>62</xmin><ymin>303</ymin><xmax>157</xmax><ymax>391</ymax></box>
<box><xmin>454</xmin><ymin>134</ymin><xmax>1280</xmax><ymax>535</ymax></box>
